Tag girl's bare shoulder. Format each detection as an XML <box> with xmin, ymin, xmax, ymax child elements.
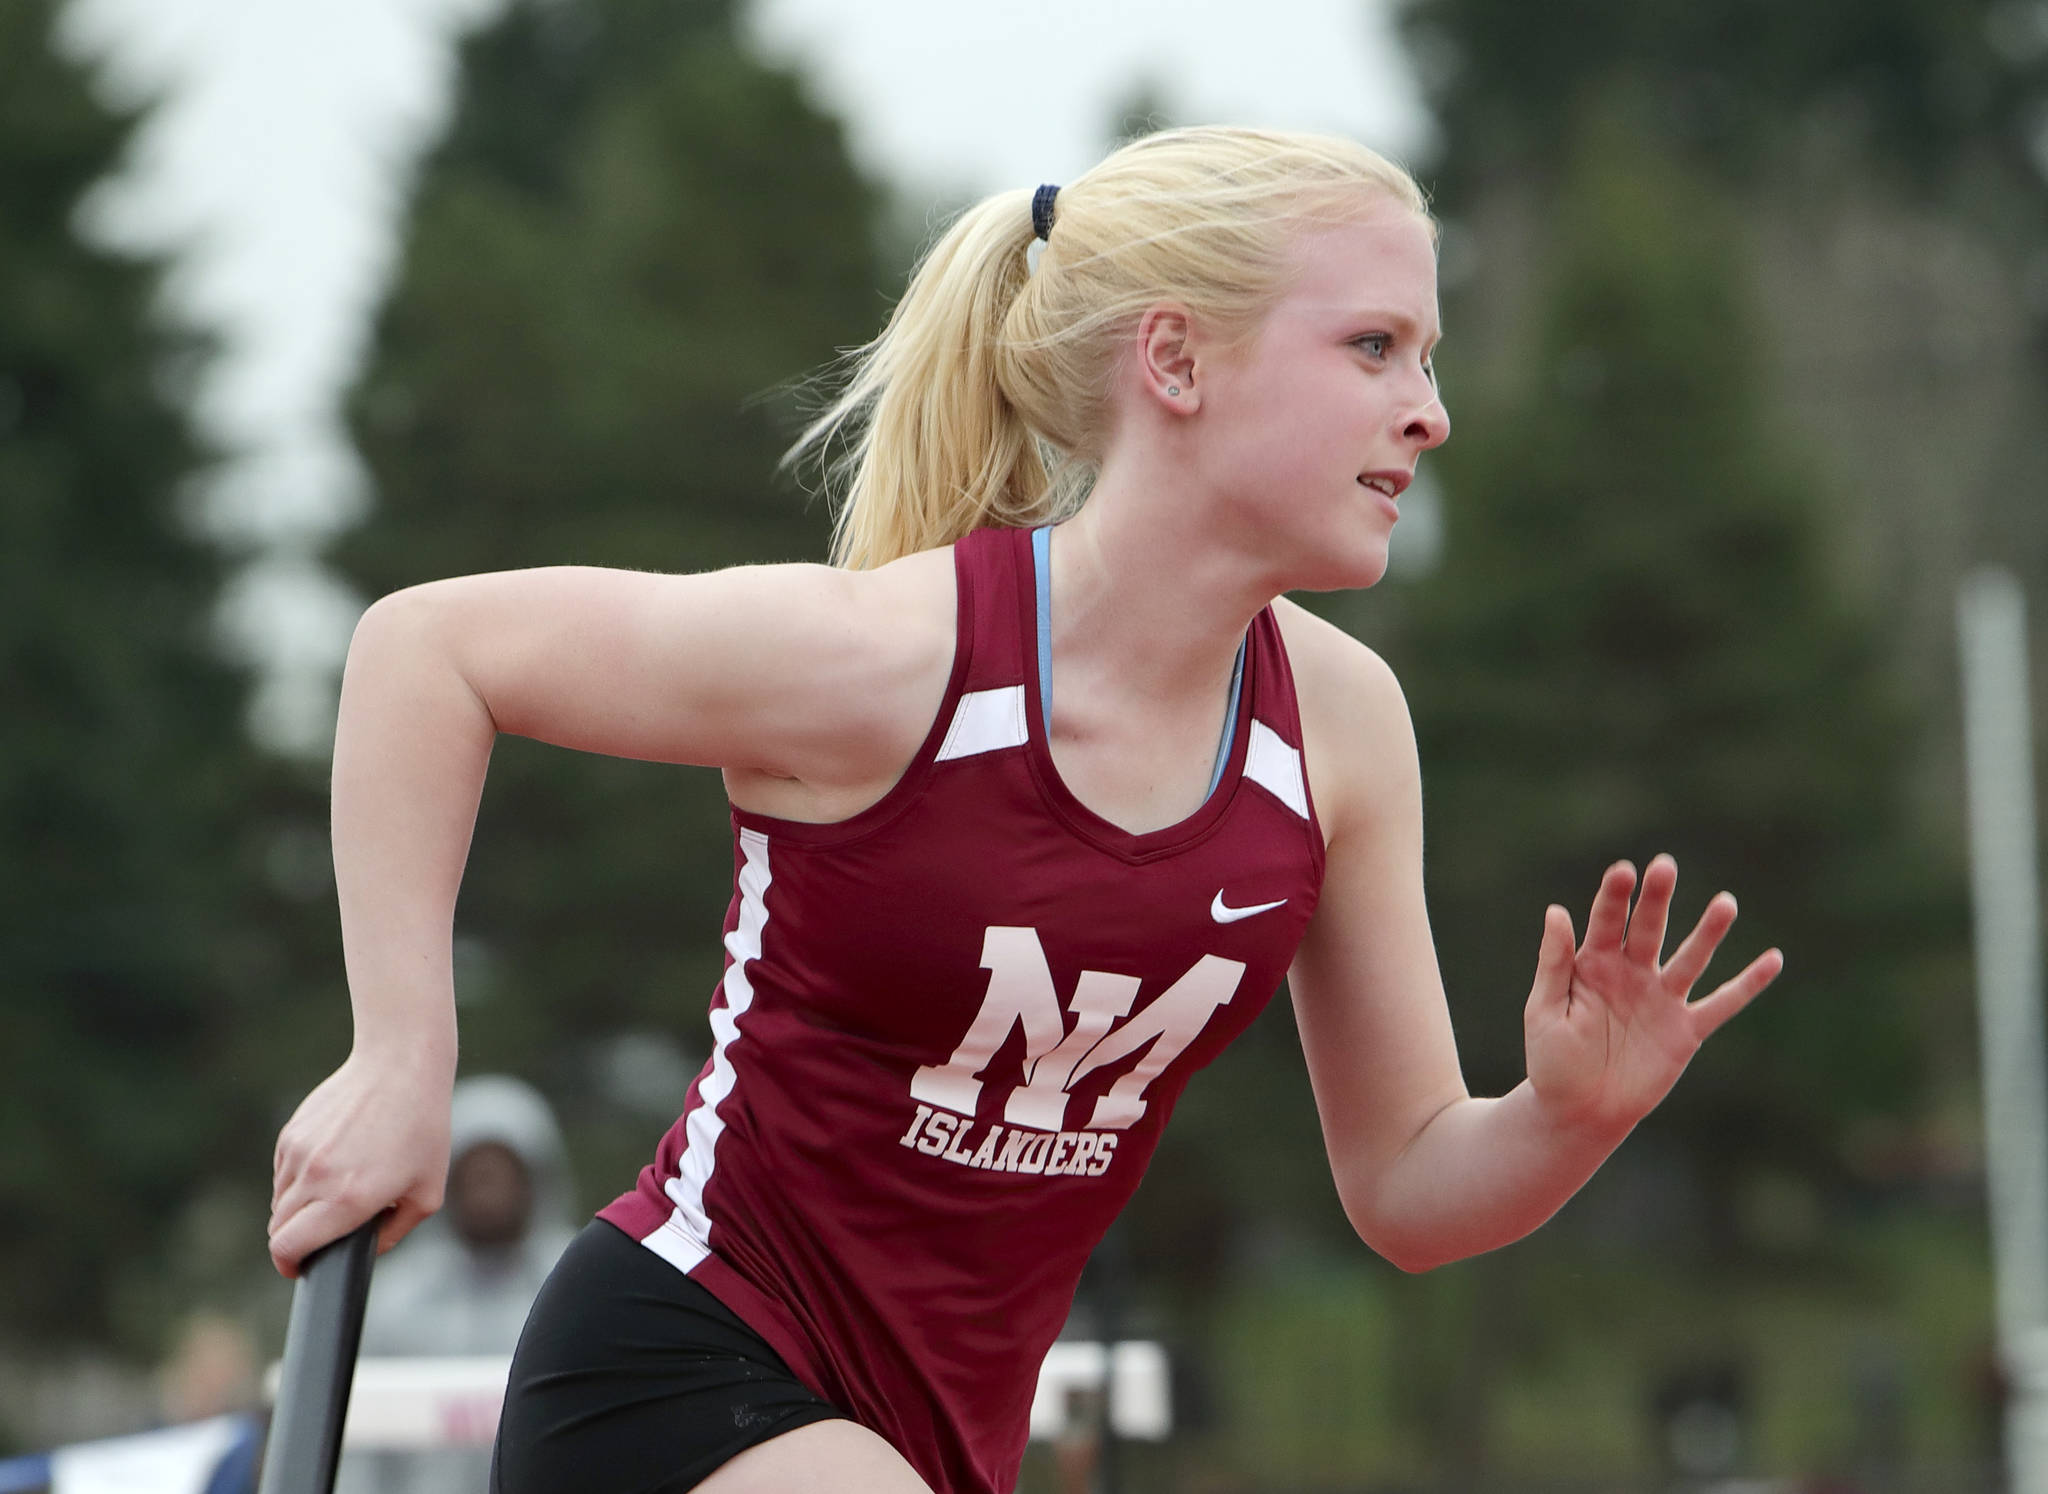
<box><xmin>1270</xmin><ymin>597</ymin><xmax>1419</xmax><ymax>842</ymax></box>
<box><xmin>720</xmin><ymin>542</ymin><xmax>960</xmax><ymax>821</ymax></box>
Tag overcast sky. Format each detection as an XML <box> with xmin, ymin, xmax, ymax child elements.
<box><xmin>51</xmin><ymin>0</ymin><xmax>1430</xmax><ymax>747</ymax></box>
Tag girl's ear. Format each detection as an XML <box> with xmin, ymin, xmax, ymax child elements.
<box><xmin>1137</xmin><ymin>304</ymin><xmax>1199</xmax><ymax>411</ymax></box>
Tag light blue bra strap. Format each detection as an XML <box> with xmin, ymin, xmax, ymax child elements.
<box><xmin>1208</xmin><ymin>637</ymin><xmax>1246</xmax><ymax>796</ymax></box>
<box><xmin>1036</xmin><ymin>521</ymin><xmax>1245</xmax><ymax>799</ymax></box>
<box><xmin>1032</xmin><ymin>525</ymin><xmax>1055</xmax><ymax>737</ymax></box>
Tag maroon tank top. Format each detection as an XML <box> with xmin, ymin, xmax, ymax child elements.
<box><xmin>600</xmin><ymin>524</ymin><xmax>1326</xmax><ymax>1493</ymax></box>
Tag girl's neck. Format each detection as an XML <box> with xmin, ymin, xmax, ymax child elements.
<box><xmin>1045</xmin><ymin>471</ymin><xmax>1274</xmax><ymax>710</ymax></box>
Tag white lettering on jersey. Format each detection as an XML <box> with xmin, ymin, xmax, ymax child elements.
<box><xmin>910</xmin><ymin>925</ymin><xmax>1247</xmax><ymax>1136</ymax></box>
<box><xmin>909</xmin><ymin>926</ymin><xmax>1068</xmax><ymax>1117</ymax></box>
<box><xmin>899</xmin><ymin>1104</ymin><xmax>933</xmax><ymax>1147</ymax></box>
<box><xmin>1006</xmin><ymin>968</ymin><xmax>1141</xmax><ymax>1131</ymax></box>
<box><xmin>1067</xmin><ymin>954</ymin><xmax>1245</xmax><ymax>1130</ymax></box>
<box><xmin>897</xmin><ymin>1112</ymin><xmax>1120</xmax><ymax>1177</ymax></box>
<box><xmin>915</xmin><ymin>1110</ymin><xmax>957</xmax><ymax>1156</ymax></box>
<box><xmin>968</xmin><ymin>1126</ymin><xmax>1004</xmax><ymax>1168</ymax></box>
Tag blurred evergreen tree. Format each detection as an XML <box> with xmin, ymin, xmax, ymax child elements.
<box><xmin>1402</xmin><ymin>122</ymin><xmax>1953</xmax><ymax>1235</ymax></box>
<box><xmin>1272</xmin><ymin>118</ymin><xmax>1970</xmax><ymax>1483</ymax></box>
<box><xmin>1267</xmin><ymin>2</ymin><xmax>2011</xmax><ymax>1476</ymax></box>
<box><xmin>0</xmin><ymin>0</ymin><xmax>290</xmax><ymax>1344</ymax></box>
<box><xmin>1136</xmin><ymin>124</ymin><xmax>1966</xmax><ymax>1481</ymax></box>
<box><xmin>334</xmin><ymin>0</ymin><xmax>887</xmax><ymax>1154</ymax></box>
<box><xmin>1401</xmin><ymin>0</ymin><xmax>2048</xmax><ymax>577</ymax></box>
<box><xmin>1402</xmin><ymin>0</ymin><xmax>2048</xmax><ymax>206</ymax></box>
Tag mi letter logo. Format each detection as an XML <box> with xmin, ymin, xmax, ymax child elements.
<box><xmin>910</xmin><ymin>926</ymin><xmax>1246</xmax><ymax>1132</ymax></box>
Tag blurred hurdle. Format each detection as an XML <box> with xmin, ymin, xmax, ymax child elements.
<box><xmin>0</xmin><ymin>1414</ymin><xmax>262</xmax><ymax>1494</ymax></box>
<box><xmin>264</xmin><ymin>1342</ymin><xmax>1171</xmax><ymax>1448</ymax></box>
<box><xmin>1029</xmin><ymin>1341</ymin><xmax>1171</xmax><ymax>1441</ymax></box>
<box><xmin>0</xmin><ymin>1337</ymin><xmax>1171</xmax><ymax>1493</ymax></box>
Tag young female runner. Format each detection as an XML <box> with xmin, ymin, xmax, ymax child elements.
<box><xmin>267</xmin><ymin>126</ymin><xmax>1783</xmax><ymax>1494</ymax></box>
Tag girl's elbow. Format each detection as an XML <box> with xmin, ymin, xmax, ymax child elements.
<box><xmin>1342</xmin><ymin>1192</ymin><xmax>1452</xmax><ymax>1274</ymax></box>
<box><xmin>349</xmin><ymin>582</ymin><xmax>442</xmax><ymax>659</ymax></box>
<box><xmin>1360</xmin><ymin>1225</ymin><xmax>1454</xmax><ymax>1275</ymax></box>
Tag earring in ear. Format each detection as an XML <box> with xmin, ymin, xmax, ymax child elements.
<box><xmin>1167</xmin><ymin>385</ymin><xmax>1181</xmax><ymax>397</ymax></box>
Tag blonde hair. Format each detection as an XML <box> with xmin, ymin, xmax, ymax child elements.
<box><xmin>783</xmin><ymin>125</ymin><xmax>1431</xmax><ymax>570</ymax></box>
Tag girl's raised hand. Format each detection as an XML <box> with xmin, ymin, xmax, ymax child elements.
<box><xmin>1523</xmin><ymin>854</ymin><xmax>1783</xmax><ymax>1137</ymax></box>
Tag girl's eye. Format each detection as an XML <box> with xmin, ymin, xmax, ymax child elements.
<box><xmin>1355</xmin><ymin>334</ymin><xmax>1391</xmax><ymax>359</ymax></box>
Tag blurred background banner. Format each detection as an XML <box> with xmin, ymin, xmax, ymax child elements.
<box><xmin>4</xmin><ymin>0</ymin><xmax>2045</xmax><ymax>1489</ymax></box>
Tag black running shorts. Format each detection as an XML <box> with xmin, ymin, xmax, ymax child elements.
<box><xmin>491</xmin><ymin>1220</ymin><xmax>848</xmax><ymax>1493</ymax></box>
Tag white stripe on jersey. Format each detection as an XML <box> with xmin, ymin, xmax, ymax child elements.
<box><xmin>1243</xmin><ymin>720</ymin><xmax>1310</xmax><ymax>820</ymax></box>
<box><xmin>937</xmin><ymin>686</ymin><xmax>1029</xmax><ymax>761</ymax></box>
<box><xmin>646</xmin><ymin>826</ymin><xmax>772</xmax><ymax>1272</ymax></box>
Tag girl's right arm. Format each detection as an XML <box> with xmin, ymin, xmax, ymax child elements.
<box><xmin>266</xmin><ymin>560</ymin><xmax>952</xmax><ymax>1276</ymax></box>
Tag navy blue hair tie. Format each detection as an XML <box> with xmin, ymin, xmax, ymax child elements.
<box><xmin>1031</xmin><ymin>183</ymin><xmax>1060</xmax><ymax>242</ymax></box>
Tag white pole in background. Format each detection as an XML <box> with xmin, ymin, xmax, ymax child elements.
<box><xmin>1959</xmin><ymin>567</ymin><xmax>2048</xmax><ymax>1494</ymax></box>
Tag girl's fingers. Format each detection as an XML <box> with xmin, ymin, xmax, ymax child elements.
<box><xmin>1684</xmin><ymin>948</ymin><xmax>1785</xmax><ymax>1040</ymax></box>
<box><xmin>1625</xmin><ymin>854</ymin><xmax>1678</xmax><ymax>967</ymax></box>
<box><xmin>1581</xmin><ymin>861</ymin><xmax>1637</xmax><ymax>952</ymax></box>
<box><xmin>268</xmin><ymin>1155</ymin><xmax>316</xmax><ymax>1231</ymax></box>
<box><xmin>271</xmin><ymin>1129</ymin><xmax>304</xmax><ymax>1207</ymax></box>
<box><xmin>1663</xmin><ymin>891</ymin><xmax>1739</xmax><ymax>992</ymax></box>
<box><xmin>378</xmin><ymin>1200</ymin><xmax>429</xmax><ymax>1255</ymax></box>
<box><xmin>1527</xmin><ymin>904</ymin><xmax>1577</xmax><ymax>1018</ymax></box>
<box><xmin>269</xmin><ymin>1198</ymin><xmax>357</xmax><ymax>1280</ymax></box>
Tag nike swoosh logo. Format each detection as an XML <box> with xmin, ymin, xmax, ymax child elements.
<box><xmin>1211</xmin><ymin>891</ymin><xmax>1288</xmax><ymax>923</ymax></box>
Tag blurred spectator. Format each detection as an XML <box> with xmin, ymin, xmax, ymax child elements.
<box><xmin>157</xmin><ymin>1313</ymin><xmax>259</xmax><ymax>1427</ymax></box>
<box><xmin>333</xmin><ymin>1075</ymin><xmax>576</xmax><ymax>1494</ymax></box>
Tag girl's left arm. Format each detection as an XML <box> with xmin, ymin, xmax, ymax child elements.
<box><xmin>1278</xmin><ymin>609</ymin><xmax>1781</xmax><ymax>1273</ymax></box>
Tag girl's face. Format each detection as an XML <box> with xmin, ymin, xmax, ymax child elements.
<box><xmin>1196</xmin><ymin>204</ymin><xmax>1448</xmax><ymax>591</ymax></box>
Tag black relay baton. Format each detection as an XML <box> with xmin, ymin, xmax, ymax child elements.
<box><xmin>257</xmin><ymin>1218</ymin><xmax>380</xmax><ymax>1494</ymax></box>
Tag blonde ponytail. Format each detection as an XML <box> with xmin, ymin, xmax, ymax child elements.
<box><xmin>784</xmin><ymin>127</ymin><xmax>1430</xmax><ymax>570</ymax></box>
<box><xmin>785</xmin><ymin>191</ymin><xmax>1062</xmax><ymax>570</ymax></box>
